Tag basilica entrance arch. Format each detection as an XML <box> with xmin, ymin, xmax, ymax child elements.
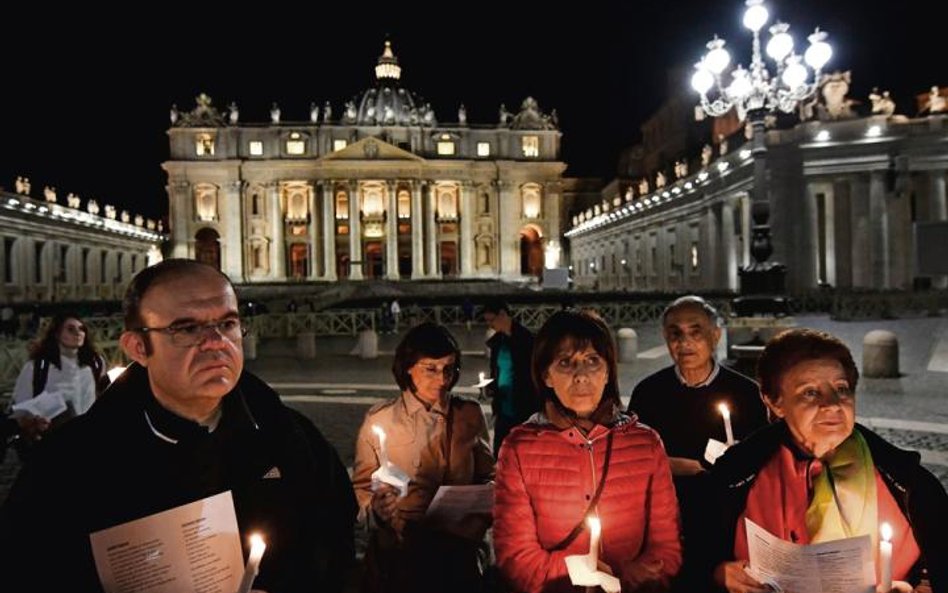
<box><xmin>194</xmin><ymin>228</ymin><xmax>221</xmax><ymax>270</ymax></box>
<box><xmin>519</xmin><ymin>225</ymin><xmax>543</xmax><ymax>277</ymax></box>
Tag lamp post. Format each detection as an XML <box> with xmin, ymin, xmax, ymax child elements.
<box><xmin>692</xmin><ymin>0</ymin><xmax>831</xmax><ymax>306</ymax></box>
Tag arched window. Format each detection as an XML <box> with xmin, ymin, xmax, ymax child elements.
<box><xmin>195</xmin><ymin>228</ymin><xmax>221</xmax><ymax>270</ymax></box>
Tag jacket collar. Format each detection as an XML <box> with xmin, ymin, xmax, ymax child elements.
<box><xmin>400</xmin><ymin>389</ymin><xmax>449</xmax><ymax>418</ymax></box>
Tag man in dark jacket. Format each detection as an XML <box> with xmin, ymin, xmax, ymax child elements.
<box><xmin>0</xmin><ymin>259</ymin><xmax>356</xmax><ymax>593</ymax></box>
<box><xmin>483</xmin><ymin>300</ymin><xmax>537</xmax><ymax>454</ymax></box>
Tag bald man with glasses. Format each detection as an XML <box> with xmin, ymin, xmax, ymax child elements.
<box><xmin>0</xmin><ymin>259</ymin><xmax>356</xmax><ymax>593</ymax></box>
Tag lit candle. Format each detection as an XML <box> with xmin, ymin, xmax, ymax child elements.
<box><xmin>236</xmin><ymin>533</ymin><xmax>266</xmax><ymax>593</ymax></box>
<box><xmin>879</xmin><ymin>523</ymin><xmax>892</xmax><ymax>593</ymax></box>
<box><xmin>478</xmin><ymin>371</ymin><xmax>486</xmax><ymax>383</ymax></box>
<box><xmin>718</xmin><ymin>403</ymin><xmax>734</xmax><ymax>446</ymax></box>
<box><xmin>106</xmin><ymin>366</ymin><xmax>127</xmax><ymax>383</ymax></box>
<box><xmin>587</xmin><ymin>516</ymin><xmax>601</xmax><ymax>570</ymax></box>
<box><xmin>371</xmin><ymin>424</ymin><xmax>389</xmax><ymax>466</ymax></box>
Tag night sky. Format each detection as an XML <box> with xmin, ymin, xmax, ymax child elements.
<box><xmin>0</xmin><ymin>1</ymin><xmax>936</xmax><ymax>223</ymax></box>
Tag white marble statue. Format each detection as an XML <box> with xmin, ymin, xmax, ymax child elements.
<box><xmin>66</xmin><ymin>193</ymin><xmax>80</xmax><ymax>208</ymax></box>
<box><xmin>499</xmin><ymin>103</ymin><xmax>511</xmax><ymax>125</ymax></box>
<box><xmin>22</xmin><ymin>178</ymin><xmax>30</xmax><ymax>195</ymax></box>
<box><xmin>324</xmin><ymin>100</ymin><xmax>333</xmax><ymax>122</ymax></box>
<box><xmin>14</xmin><ymin>176</ymin><xmax>25</xmax><ymax>194</ymax></box>
<box><xmin>638</xmin><ymin>178</ymin><xmax>649</xmax><ymax>195</ymax></box>
<box><xmin>701</xmin><ymin>144</ymin><xmax>713</xmax><ymax>167</ymax></box>
<box><xmin>87</xmin><ymin>199</ymin><xmax>100</xmax><ymax>215</ymax></box>
<box><xmin>927</xmin><ymin>86</ymin><xmax>946</xmax><ymax>114</ymax></box>
<box><xmin>310</xmin><ymin>102</ymin><xmax>320</xmax><ymax>123</ymax></box>
<box><xmin>170</xmin><ymin>104</ymin><xmax>179</xmax><ymax>125</ymax></box>
<box><xmin>228</xmin><ymin>102</ymin><xmax>239</xmax><ymax>125</ymax></box>
<box><xmin>120</xmin><ymin>210</ymin><xmax>130</xmax><ymax>223</ymax></box>
<box><xmin>43</xmin><ymin>186</ymin><xmax>56</xmax><ymax>203</ymax></box>
<box><xmin>655</xmin><ymin>171</ymin><xmax>667</xmax><ymax>189</ymax></box>
<box><xmin>674</xmin><ymin>160</ymin><xmax>688</xmax><ymax>179</ymax></box>
<box><xmin>270</xmin><ymin>102</ymin><xmax>281</xmax><ymax>124</ymax></box>
<box><xmin>458</xmin><ymin>104</ymin><xmax>467</xmax><ymax>125</ymax></box>
<box><xmin>105</xmin><ymin>205</ymin><xmax>116</xmax><ymax>220</ymax></box>
<box><xmin>869</xmin><ymin>88</ymin><xmax>896</xmax><ymax>117</ymax></box>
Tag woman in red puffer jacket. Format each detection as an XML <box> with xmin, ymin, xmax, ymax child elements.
<box><xmin>494</xmin><ymin>310</ymin><xmax>682</xmax><ymax>593</ymax></box>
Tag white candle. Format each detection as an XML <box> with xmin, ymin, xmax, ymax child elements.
<box><xmin>718</xmin><ymin>403</ymin><xmax>735</xmax><ymax>446</ymax></box>
<box><xmin>587</xmin><ymin>516</ymin><xmax>601</xmax><ymax>570</ymax></box>
<box><xmin>371</xmin><ymin>424</ymin><xmax>389</xmax><ymax>466</ymax></box>
<box><xmin>478</xmin><ymin>371</ymin><xmax>486</xmax><ymax>383</ymax></box>
<box><xmin>879</xmin><ymin>523</ymin><xmax>893</xmax><ymax>593</ymax></box>
<box><xmin>236</xmin><ymin>533</ymin><xmax>266</xmax><ymax>593</ymax></box>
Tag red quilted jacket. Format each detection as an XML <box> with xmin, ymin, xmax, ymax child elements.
<box><xmin>493</xmin><ymin>410</ymin><xmax>682</xmax><ymax>593</ymax></box>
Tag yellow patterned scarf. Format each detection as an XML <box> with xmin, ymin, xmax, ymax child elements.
<box><xmin>804</xmin><ymin>431</ymin><xmax>878</xmax><ymax>547</ymax></box>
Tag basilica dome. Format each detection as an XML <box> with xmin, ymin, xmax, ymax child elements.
<box><xmin>344</xmin><ymin>41</ymin><xmax>436</xmax><ymax>127</ymax></box>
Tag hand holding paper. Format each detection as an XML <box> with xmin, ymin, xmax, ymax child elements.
<box><xmin>12</xmin><ymin>390</ymin><xmax>67</xmax><ymax>421</ymax></box>
<box><xmin>370</xmin><ymin>425</ymin><xmax>410</xmax><ymax>497</ymax></box>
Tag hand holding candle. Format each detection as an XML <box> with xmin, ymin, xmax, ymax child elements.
<box><xmin>370</xmin><ymin>424</ymin><xmax>410</xmax><ymax>496</ymax></box>
<box><xmin>479</xmin><ymin>371</ymin><xmax>486</xmax><ymax>383</ymax></box>
<box><xmin>718</xmin><ymin>402</ymin><xmax>735</xmax><ymax>446</ymax></box>
<box><xmin>587</xmin><ymin>516</ymin><xmax>601</xmax><ymax>570</ymax></box>
<box><xmin>879</xmin><ymin>522</ymin><xmax>892</xmax><ymax>593</ymax></box>
<box><xmin>236</xmin><ymin>533</ymin><xmax>266</xmax><ymax>593</ymax></box>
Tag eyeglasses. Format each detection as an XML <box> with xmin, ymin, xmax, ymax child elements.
<box><xmin>416</xmin><ymin>364</ymin><xmax>460</xmax><ymax>381</ymax></box>
<box><xmin>134</xmin><ymin>317</ymin><xmax>247</xmax><ymax>347</ymax></box>
<box><xmin>550</xmin><ymin>354</ymin><xmax>606</xmax><ymax>375</ymax></box>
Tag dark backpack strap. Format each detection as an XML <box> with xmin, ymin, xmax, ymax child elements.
<box><xmin>549</xmin><ymin>430</ymin><xmax>615</xmax><ymax>552</ymax></box>
<box><xmin>32</xmin><ymin>358</ymin><xmax>49</xmax><ymax>397</ymax></box>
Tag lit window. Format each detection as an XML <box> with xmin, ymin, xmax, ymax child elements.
<box><xmin>249</xmin><ymin>141</ymin><xmax>264</xmax><ymax>156</ymax></box>
<box><xmin>333</xmin><ymin>139</ymin><xmax>348</xmax><ymax>152</ymax></box>
<box><xmin>335</xmin><ymin>192</ymin><xmax>349</xmax><ymax>220</ymax></box>
<box><xmin>397</xmin><ymin>191</ymin><xmax>411</xmax><ymax>219</ymax></box>
<box><xmin>521</xmin><ymin>184</ymin><xmax>541</xmax><ymax>219</ymax></box>
<box><xmin>437</xmin><ymin>141</ymin><xmax>455</xmax><ymax>156</ymax></box>
<box><xmin>476</xmin><ymin>142</ymin><xmax>491</xmax><ymax>157</ymax></box>
<box><xmin>195</xmin><ymin>133</ymin><xmax>215</xmax><ymax>156</ymax></box>
<box><xmin>286</xmin><ymin>133</ymin><xmax>305</xmax><ymax>155</ymax></box>
<box><xmin>522</xmin><ymin>136</ymin><xmax>539</xmax><ymax>158</ymax></box>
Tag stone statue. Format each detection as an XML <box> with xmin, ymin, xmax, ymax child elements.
<box><xmin>550</xmin><ymin>109</ymin><xmax>559</xmax><ymax>128</ymax></box>
<box><xmin>366</xmin><ymin>105</ymin><xmax>376</xmax><ymax>123</ymax></box>
<box><xmin>409</xmin><ymin>107</ymin><xmax>419</xmax><ymax>125</ymax></box>
<box><xmin>384</xmin><ymin>105</ymin><xmax>394</xmax><ymax>124</ymax></box>
<box><xmin>458</xmin><ymin>103</ymin><xmax>467</xmax><ymax>125</ymax></box>
<box><xmin>625</xmin><ymin>187</ymin><xmax>633</xmax><ymax>201</ymax></box>
<box><xmin>43</xmin><ymin>186</ymin><xmax>56</xmax><ymax>203</ymax></box>
<box><xmin>105</xmin><ymin>205</ymin><xmax>116</xmax><ymax>220</ymax></box>
<box><xmin>120</xmin><ymin>210</ymin><xmax>130</xmax><ymax>223</ymax></box>
<box><xmin>158</xmin><ymin>220</ymin><xmax>164</xmax><ymax>232</ymax></box>
<box><xmin>134</xmin><ymin>214</ymin><xmax>144</xmax><ymax>227</ymax></box>
<box><xmin>228</xmin><ymin>102</ymin><xmax>239</xmax><ymax>125</ymax></box>
<box><xmin>146</xmin><ymin>219</ymin><xmax>156</xmax><ymax>230</ymax></box>
<box><xmin>22</xmin><ymin>178</ymin><xmax>30</xmax><ymax>195</ymax></box>
<box><xmin>817</xmin><ymin>71</ymin><xmax>858</xmax><ymax>120</ymax></box>
<box><xmin>638</xmin><ymin>178</ymin><xmax>649</xmax><ymax>195</ymax></box>
<box><xmin>14</xmin><ymin>176</ymin><xmax>24</xmax><ymax>194</ymax></box>
<box><xmin>927</xmin><ymin>85</ymin><xmax>946</xmax><ymax>114</ymax></box>
<box><xmin>310</xmin><ymin>102</ymin><xmax>320</xmax><ymax>123</ymax></box>
<box><xmin>499</xmin><ymin>103</ymin><xmax>511</xmax><ymax>125</ymax></box>
<box><xmin>87</xmin><ymin>199</ymin><xmax>99</xmax><ymax>215</ymax></box>
<box><xmin>423</xmin><ymin>103</ymin><xmax>434</xmax><ymax>125</ymax></box>
<box><xmin>701</xmin><ymin>144</ymin><xmax>713</xmax><ymax>167</ymax></box>
<box><xmin>66</xmin><ymin>193</ymin><xmax>80</xmax><ymax>208</ymax></box>
<box><xmin>170</xmin><ymin>104</ymin><xmax>179</xmax><ymax>125</ymax></box>
<box><xmin>869</xmin><ymin>88</ymin><xmax>896</xmax><ymax>117</ymax></box>
<box><xmin>323</xmin><ymin>101</ymin><xmax>333</xmax><ymax>123</ymax></box>
<box><xmin>344</xmin><ymin>100</ymin><xmax>356</xmax><ymax>123</ymax></box>
<box><xmin>270</xmin><ymin>102</ymin><xmax>281</xmax><ymax>124</ymax></box>
<box><xmin>718</xmin><ymin>134</ymin><xmax>728</xmax><ymax>156</ymax></box>
<box><xmin>655</xmin><ymin>171</ymin><xmax>667</xmax><ymax>189</ymax></box>
<box><xmin>674</xmin><ymin>160</ymin><xmax>688</xmax><ymax>179</ymax></box>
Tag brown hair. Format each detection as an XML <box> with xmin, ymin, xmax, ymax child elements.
<box><xmin>391</xmin><ymin>322</ymin><xmax>461</xmax><ymax>393</ymax></box>
<box><xmin>757</xmin><ymin>328</ymin><xmax>859</xmax><ymax>400</ymax></box>
<box><xmin>122</xmin><ymin>258</ymin><xmax>235</xmax><ymax>331</ymax></box>
<box><xmin>532</xmin><ymin>310</ymin><xmax>621</xmax><ymax>409</ymax></box>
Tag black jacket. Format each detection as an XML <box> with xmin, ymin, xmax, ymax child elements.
<box><xmin>0</xmin><ymin>363</ymin><xmax>357</xmax><ymax>593</ymax></box>
<box><xmin>486</xmin><ymin>320</ymin><xmax>537</xmax><ymax>422</ymax></box>
<box><xmin>709</xmin><ymin>421</ymin><xmax>948</xmax><ymax>592</ymax></box>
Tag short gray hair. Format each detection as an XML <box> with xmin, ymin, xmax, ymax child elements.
<box><xmin>661</xmin><ymin>295</ymin><xmax>720</xmax><ymax>327</ymax></box>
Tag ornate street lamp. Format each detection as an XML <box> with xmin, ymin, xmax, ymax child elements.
<box><xmin>692</xmin><ymin>0</ymin><xmax>831</xmax><ymax>303</ymax></box>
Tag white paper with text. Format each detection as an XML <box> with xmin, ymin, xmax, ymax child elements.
<box><xmin>89</xmin><ymin>491</ymin><xmax>243</xmax><ymax>593</ymax></box>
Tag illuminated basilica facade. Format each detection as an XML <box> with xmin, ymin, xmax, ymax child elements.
<box><xmin>164</xmin><ymin>42</ymin><xmax>567</xmax><ymax>282</ymax></box>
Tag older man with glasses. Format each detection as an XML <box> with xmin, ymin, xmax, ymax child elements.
<box><xmin>0</xmin><ymin>259</ymin><xmax>357</xmax><ymax>593</ymax></box>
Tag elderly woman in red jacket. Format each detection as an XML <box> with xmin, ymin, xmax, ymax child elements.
<box><xmin>494</xmin><ymin>310</ymin><xmax>682</xmax><ymax>593</ymax></box>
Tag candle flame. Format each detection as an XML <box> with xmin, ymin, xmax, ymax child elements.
<box><xmin>718</xmin><ymin>403</ymin><xmax>730</xmax><ymax>416</ymax></box>
<box><xmin>587</xmin><ymin>516</ymin><xmax>601</xmax><ymax>537</ymax></box>
<box><xmin>249</xmin><ymin>533</ymin><xmax>265</xmax><ymax>548</ymax></box>
<box><xmin>107</xmin><ymin>366</ymin><xmax>127</xmax><ymax>382</ymax></box>
<box><xmin>371</xmin><ymin>425</ymin><xmax>386</xmax><ymax>439</ymax></box>
<box><xmin>880</xmin><ymin>522</ymin><xmax>893</xmax><ymax>542</ymax></box>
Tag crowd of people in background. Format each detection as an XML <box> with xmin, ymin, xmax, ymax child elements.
<box><xmin>0</xmin><ymin>265</ymin><xmax>945</xmax><ymax>593</ymax></box>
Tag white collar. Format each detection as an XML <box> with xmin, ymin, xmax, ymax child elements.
<box><xmin>674</xmin><ymin>360</ymin><xmax>720</xmax><ymax>388</ymax></box>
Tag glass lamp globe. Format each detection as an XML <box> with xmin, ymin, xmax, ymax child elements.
<box><xmin>704</xmin><ymin>37</ymin><xmax>731</xmax><ymax>75</ymax></box>
<box><xmin>804</xmin><ymin>28</ymin><xmax>832</xmax><ymax>70</ymax></box>
<box><xmin>743</xmin><ymin>0</ymin><xmax>769</xmax><ymax>32</ymax></box>
<box><xmin>766</xmin><ymin>23</ymin><xmax>793</xmax><ymax>61</ymax></box>
<box><xmin>781</xmin><ymin>57</ymin><xmax>808</xmax><ymax>88</ymax></box>
<box><xmin>691</xmin><ymin>67</ymin><xmax>715</xmax><ymax>94</ymax></box>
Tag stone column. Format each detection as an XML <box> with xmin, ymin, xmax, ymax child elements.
<box><xmin>348</xmin><ymin>180</ymin><xmax>363</xmax><ymax>280</ymax></box>
<box><xmin>930</xmin><ymin>171</ymin><xmax>947</xmax><ymax>287</ymax></box>
<box><xmin>321</xmin><ymin>181</ymin><xmax>337</xmax><ymax>280</ymax></box>
<box><xmin>308</xmin><ymin>182</ymin><xmax>319</xmax><ymax>280</ymax></box>
<box><xmin>850</xmin><ymin>175</ymin><xmax>871</xmax><ymax>288</ymax></box>
<box><xmin>823</xmin><ymin>183</ymin><xmax>837</xmax><ymax>287</ymax></box>
<box><xmin>801</xmin><ymin>181</ymin><xmax>823</xmax><ymax>290</ymax></box>
<box><xmin>269</xmin><ymin>182</ymin><xmax>286</xmax><ymax>280</ymax></box>
<box><xmin>411</xmin><ymin>181</ymin><xmax>424</xmax><ymax>279</ymax></box>
<box><xmin>459</xmin><ymin>181</ymin><xmax>475</xmax><ymax>277</ymax></box>
<box><xmin>701</xmin><ymin>206</ymin><xmax>717</xmax><ymax>289</ymax></box>
<box><xmin>833</xmin><ymin>178</ymin><xmax>853</xmax><ymax>288</ymax></box>
<box><xmin>169</xmin><ymin>180</ymin><xmax>190</xmax><ymax>259</ymax></box>
<box><xmin>740</xmin><ymin>194</ymin><xmax>752</xmax><ymax>268</ymax></box>
<box><xmin>425</xmin><ymin>182</ymin><xmax>439</xmax><ymax>278</ymax></box>
<box><xmin>869</xmin><ymin>170</ymin><xmax>890</xmax><ymax>288</ymax></box>
<box><xmin>722</xmin><ymin>199</ymin><xmax>738</xmax><ymax>291</ymax></box>
<box><xmin>497</xmin><ymin>180</ymin><xmax>520</xmax><ymax>277</ymax></box>
<box><xmin>385</xmin><ymin>180</ymin><xmax>399</xmax><ymax>279</ymax></box>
